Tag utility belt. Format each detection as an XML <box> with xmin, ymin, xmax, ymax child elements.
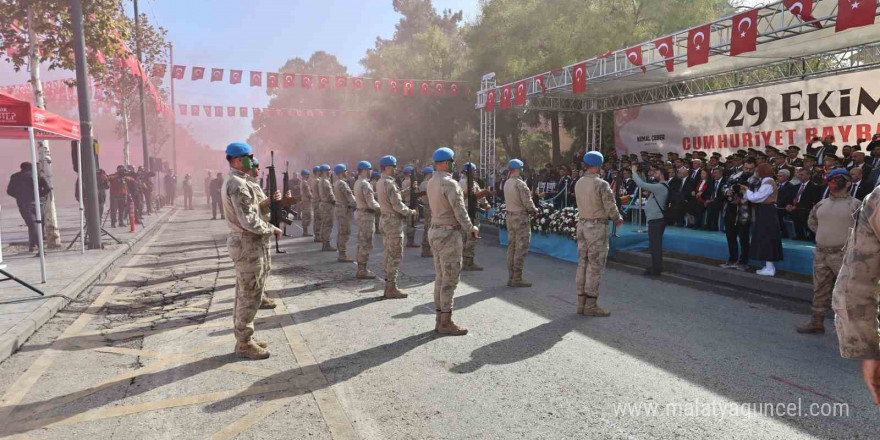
<box><xmin>381</xmin><ymin>211</ymin><xmax>406</xmax><ymax>219</ymax></box>
<box><xmin>578</xmin><ymin>218</ymin><xmax>607</xmax><ymax>224</ymax></box>
<box><xmin>815</xmin><ymin>245</ymin><xmax>844</xmax><ymax>253</ymax></box>
<box><xmin>359</xmin><ymin>208</ymin><xmax>378</xmax><ymax>215</ymax></box>
<box><xmin>431</xmin><ymin>224</ymin><xmax>461</xmax><ymax>231</ymax></box>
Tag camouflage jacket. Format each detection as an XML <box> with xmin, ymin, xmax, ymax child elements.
<box><xmin>334</xmin><ymin>178</ymin><xmax>356</xmax><ymax>209</ymax></box>
<box><xmin>222</xmin><ymin>168</ymin><xmax>277</xmax><ymax>239</ymax></box>
<box><xmin>354</xmin><ymin>177</ymin><xmax>381</xmax><ymax>212</ymax></box>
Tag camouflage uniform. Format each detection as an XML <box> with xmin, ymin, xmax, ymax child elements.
<box><xmin>459</xmin><ymin>177</ymin><xmax>490</xmax><ymax>270</ymax></box>
<box><xmin>299</xmin><ymin>178</ymin><xmax>313</xmax><ymax>236</ymax></box>
<box><xmin>574</xmin><ymin>172</ymin><xmax>622</xmax><ymax>316</ymax></box>
<box><xmin>334</xmin><ymin>177</ymin><xmax>356</xmax><ymax>260</ymax></box>
<box><xmin>832</xmin><ymin>187</ymin><xmax>880</xmax><ymax>359</ymax></box>
<box><xmin>371</xmin><ymin>178</ymin><xmax>381</xmax><ymax>234</ymax></box>
<box><xmin>402</xmin><ymin>176</ymin><xmax>418</xmax><ymax>246</ymax></box>
<box><xmin>419</xmin><ymin>178</ymin><xmax>433</xmax><ymax>257</ymax></box>
<box><xmin>377</xmin><ymin>173</ymin><xmax>415</xmax><ymax>295</ymax></box>
<box><xmin>503</xmin><ymin>176</ymin><xmax>538</xmax><ymax>285</ymax></box>
<box><xmin>429</xmin><ymin>170</ymin><xmax>477</xmax><ymax>334</ymax></box>
<box><xmin>309</xmin><ymin>175</ymin><xmax>321</xmax><ymax>242</ymax></box>
<box><xmin>354</xmin><ymin>177</ymin><xmax>381</xmax><ymax>276</ymax></box>
<box><xmin>222</xmin><ymin>168</ymin><xmax>278</xmax><ymax>345</ymax></box>
<box><xmin>317</xmin><ymin>175</ymin><xmax>336</xmax><ymax>249</ymax></box>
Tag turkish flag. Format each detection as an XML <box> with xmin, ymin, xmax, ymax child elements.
<box><xmin>784</xmin><ymin>0</ymin><xmax>822</xmax><ymax>28</ymax></box>
<box><xmin>388</xmin><ymin>79</ymin><xmax>400</xmax><ymax>93</ymax></box>
<box><xmin>267</xmin><ymin>73</ymin><xmax>279</xmax><ymax>89</ymax></box>
<box><xmin>191</xmin><ymin>105</ymin><xmax>199</xmax><ymax>116</ymax></box>
<box><xmin>500</xmin><ymin>85</ymin><xmax>512</xmax><ymax>109</ymax></box>
<box><xmin>203</xmin><ymin>105</ymin><xmax>212</xmax><ymax>117</ymax></box>
<box><xmin>731</xmin><ymin>9</ymin><xmax>759</xmax><ymax>56</ymax></box>
<box><xmin>211</xmin><ymin>68</ymin><xmax>223</xmax><ymax>82</ymax></box>
<box><xmin>687</xmin><ymin>24</ymin><xmax>711</xmax><ymax>67</ymax></box>
<box><xmin>230</xmin><ymin>70</ymin><xmax>242</xmax><ymax>84</ymax></box>
<box><xmin>372</xmin><ymin>79</ymin><xmax>382</xmax><ymax>92</ymax></box>
<box><xmin>191</xmin><ymin>67</ymin><xmax>205</xmax><ymax>80</ymax></box>
<box><xmin>178</xmin><ymin>104</ymin><xmax>187</xmax><ymax>116</ymax></box>
<box><xmin>318</xmin><ymin>76</ymin><xmax>330</xmax><ymax>89</ymax></box>
<box><xmin>420</xmin><ymin>82</ymin><xmax>430</xmax><ymax>96</ymax></box>
<box><xmin>352</xmin><ymin>77</ymin><xmax>364</xmax><ymax>90</ymax></box>
<box><xmin>434</xmin><ymin>82</ymin><xmax>445</xmax><ymax>96</ymax></box>
<box><xmin>335</xmin><ymin>76</ymin><xmax>347</xmax><ymax>88</ymax></box>
<box><xmin>250</xmin><ymin>71</ymin><xmax>262</xmax><ymax>87</ymax></box>
<box><xmin>215</xmin><ymin>106</ymin><xmax>223</xmax><ymax>117</ymax></box>
<box><xmin>449</xmin><ymin>83</ymin><xmax>459</xmax><ymax>97</ymax></box>
<box><xmin>253</xmin><ymin>108</ymin><xmax>261</xmax><ymax>117</ymax></box>
<box><xmin>484</xmin><ymin>89</ymin><xmax>496</xmax><ymax>112</ymax></box>
<box><xmin>571</xmin><ymin>62</ymin><xmax>587</xmax><ymax>94</ymax></box>
<box><xmin>625</xmin><ymin>46</ymin><xmax>646</xmax><ymax>73</ymax></box>
<box><xmin>534</xmin><ymin>75</ymin><xmax>546</xmax><ymax>94</ymax></box>
<box><xmin>301</xmin><ymin>75</ymin><xmax>314</xmax><ymax>89</ymax></box>
<box><xmin>403</xmin><ymin>80</ymin><xmax>415</xmax><ymax>96</ymax></box>
<box><xmin>240</xmin><ymin>107</ymin><xmax>248</xmax><ymax>117</ymax></box>
<box><xmin>514</xmin><ymin>80</ymin><xmax>527</xmax><ymax>106</ymax></box>
<box><xmin>172</xmin><ymin>65</ymin><xmax>186</xmax><ymax>80</ymax></box>
<box><xmin>227</xmin><ymin>107</ymin><xmax>235</xmax><ymax>117</ymax></box>
<box><xmin>282</xmin><ymin>73</ymin><xmax>295</xmax><ymax>88</ymax></box>
<box><xmin>837</xmin><ymin>0</ymin><xmax>877</xmax><ymax>31</ymax></box>
<box><xmin>296</xmin><ymin>109</ymin><xmax>303</xmax><ymax>117</ymax></box>
<box><xmin>152</xmin><ymin>63</ymin><xmax>166</xmax><ymax>78</ymax></box>
<box><xmin>655</xmin><ymin>36</ymin><xmax>675</xmax><ymax>72</ymax></box>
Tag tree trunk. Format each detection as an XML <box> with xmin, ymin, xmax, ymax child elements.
<box><xmin>550</xmin><ymin>111</ymin><xmax>561</xmax><ymax>165</ymax></box>
<box><xmin>121</xmin><ymin>93</ymin><xmax>131</xmax><ymax>167</ymax></box>
<box><xmin>28</xmin><ymin>5</ymin><xmax>61</xmax><ymax>248</ymax></box>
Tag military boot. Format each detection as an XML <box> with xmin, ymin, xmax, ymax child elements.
<box><xmin>356</xmin><ymin>264</ymin><xmax>377</xmax><ymax>279</ymax></box>
<box><xmin>435</xmin><ymin>309</ymin><xmax>441</xmax><ymax>332</ymax></box>
<box><xmin>576</xmin><ymin>295</ymin><xmax>587</xmax><ymax>315</ymax></box>
<box><xmin>437</xmin><ymin>312</ymin><xmax>468</xmax><ymax>336</ymax></box>
<box><xmin>259</xmin><ymin>296</ymin><xmax>277</xmax><ymax>310</ymax></box>
<box><xmin>462</xmin><ymin>257</ymin><xmax>484</xmax><ymax>271</ymax></box>
<box><xmin>337</xmin><ymin>253</ymin><xmax>354</xmax><ymax>263</ymax></box>
<box><xmin>302</xmin><ymin>226</ymin><xmax>312</xmax><ymax>237</ymax></box>
<box><xmin>383</xmin><ymin>281</ymin><xmax>408</xmax><ymax>299</ymax></box>
<box><xmin>321</xmin><ymin>242</ymin><xmax>337</xmax><ymax>252</ymax></box>
<box><xmin>253</xmin><ymin>339</ymin><xmax>269</xmax><ymax>349</ymax></box>
<box><xmin>796</xmin><ymin>313</ymin><xmax>825</xmax><ymax>334</ymax></box>
<box><xmin>235</xmin><ymin>340</ymin><xmax>270</xmax><ymax>360</ymax></box>
<box><xmin>582</xmin><ymin>297</ymin><xmax>610</xmax><ymax>317</ymax></box>
<box><xmin>509</xmin><ymin>271</ymin><xmax>532</xmax><ymax>288</ymax></box>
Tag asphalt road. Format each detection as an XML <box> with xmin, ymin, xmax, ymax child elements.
<box><xmin>0</xmin><ymin>207</ymin><xmax>876</xmax><ymax>439</ymax></box>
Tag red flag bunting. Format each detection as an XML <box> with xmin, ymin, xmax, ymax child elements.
<box><xmin>211</xmin><ymin>68</ymin><xmax>223</xmax><ymax>82</ymax></box>
<box><xmin>172</xmin><ymin>65</ymin><xmax>186</xmax><ymax>80</ymax></box>
<box><xmin>500</xmin><ymin>85</ymin><xmax>512</xmax><ymax>109</ymax></box>
<box><xmin>484</xmin><ymin>89</ymin><xmax>496</xmax><ymax>112</ymax></box>
<box><xmin>152</xmin><ymin>63</ymin><xmax>166</xmax><ymax>78</ymax></box>
<box><xmin>282</xmin><ymin>73</ymin><xmax>295</xmax><ymax>88</ymax></box>
<box><xmin>731</xmin><ymin>9</ymin><xmax>759</xmax><ymax>56</ymax></box>
<box><xmin>449</xmin><ymin>82</ymin><xmax>459</xmax><ymax>97</ymax></box>
<box><xmin>534</xmin><ymin>75</ymin><xmax>546</xmax><ymax>94</ymax></box>
<box><xmin>179</xmin><ymin>104</ymin><xmax>187</xmax><ymax>115</ymax></box>
<box><xmin>420</xmin><ymin>81</ymin><xmax>430</xmax><ymax>96</ymax></box>
<box><xmin>318</xmin><ymin>76</ymin><xmax>330</xmax><ymax>89</ymax></box>
<box><xmin>352</xmin><ymin>77</ymin><xmax>364</xmax><ymax>90</ymax></box>
<box><xmin>372</xmin><ymin>79</ymin><xmax>382</xmax><ymax>92</ymax></box>
<box><xmin>514</xmin><ymin>80</ymin><xmax>527</xmax><ymax>106</ymax></box>
<box><xmin>687</xmin><ymin>24</ymin><xmax>711</xmax><ymax>67</ymax></box>
<box><xmin>254</xmin><ymin>108</ymin><xmax>261</xmax><ymax>117</ymax></box>
<box><xmin>654</xmin><ymin>36</ymin><xmax>675</xmax><ymax>72</ymax></box>
<box><xmin>403</xmin><ymin>80</ymin><xmax>415</xmax><ymax>96</ymax></box>
<box><xmin>434</xmin><ymin>82</ymin><xmax>445</xmax><ymax>96</ymax></box>
<box><xmin>191</xmin><ymin>67</ymin><xmax>205</xmax><ymax>80</ymax></box>
<box><xmin>836</xmin><ymin>0</ymin><xmax>877</xmax><ymax>32</ymax></box>
<box><xmin>191</xmin><ymin>105</ymin><xmax>199</xmax><ymax>116</ymax></box>
<box><xmin>625</xmin><ymin>46</ymin><xmax>646</xmax><ymax>73</ymax></box>
<box><xmin>301</xmin><ymin>75</ymin><xmax>314</xmax><ymax>89</ymax></box>
<box><xmin>784</xmin><ymin>0</ymin><xmax>822</xmax><ymax>28</ymax></box>
<box><xmin>203</xmin><ymin>105</ymin><xmax>212</xmax><ymax>117</ymax></box>
<box><xmin>240</xmin><ymin>107</ymin><xmax>248</xmax><ymax>117</ymax></box>
<box><xmin>227</xmin><ymin>106</ymin><xmax>235</xmax><ymax>117</ymax></box>
<box><xmin>215</xmin><ymin>106</ymin><xmax>223</xmax><ymax>117</ymax></box>
<box><xmin>250</xmin><ymin>71</ymin><xmax>262</xmax><ymax>87</ymax></box>
<box><xmin>388</xmin><ymin>79</ymin><xmax>400</xmax><ymax>93</ymax></box>
<box><xmin>335</xmin><ymin>76</ymin><xmax>347</xmax><ymax>89</ymax></box>
<box><xmin>571</xmin><ymin>62</ymin><xmax>587</xmax><ymax>94</ymax></box>
<box><xmin>267</xmin><ymin>73</ymin><xmax>279</xmax><ymax>89</ymax></box>
<box><xmin>230</xmin><ymin>70</ymin><xmax>242</xmax><ymax>84</ymax></box>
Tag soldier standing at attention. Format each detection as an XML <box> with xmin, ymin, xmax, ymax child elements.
<box><xmin>317</xmin><ymin>164</ymin><xmax>337</xmax><ymax>252</ymax></box>
<box><xmin>428</xmin><ymin>148</ymin><xmax>479</xmax><ymax>335</ymax></box>
<box><xmin>376</xmin><ymin>155</ymin><xmax>416</xmax><ymax>299</ymax></box>
<box><xmin>354</xmin><ymin>161</ymin><xmax>380</xmax><ymax>279</ymax></box>
<box><xmin>333</xmin><ymin>164</ymin><xmax>356</xmax><ymax>262</ymax></box>
<box><xmin>459</xmin><ymin>162</ymin><xmax>491</xmax><ymax>271</ymax></box>
<box><xmin>574</xmin><ymin>152</ymin><xmax>624</xmax><ymax>317</ymax></box>
<box><xmin>504</xmin><ymin>159</ymin><xmax>539</xmax><ymax>288</ymax></box>
<box><xmin>310</xmin><ymin>166</ymin><xmax>321</xmax><ymax>243</ymax></box>
<box><xmin>371</xmin><ymin>170</ymin><xmax>382</xmax><ymax>234</ymax></box>
<box><xmin>419</xmin><ymin>166</ymin><xmax>434</xmax><ymax>258</ymax></box>
<box><xmin>798</xmin><ymin>169</ymin><xmax>859</xmax><ymax>334</ymax></box>
<box><xmin>299</xmin><ymin>169</ymin><xmax>313</xmax><ymax>237</ymax></box>
<box><xmin>832</xmin><ymin>185</ymin><xmax>880</xmax><ymax>408</ymax></box>
<box><xmin>222</xmin><ymin>142</ymin><xmax>281</xmax><ymax>360</ymax></box>
<box><xmin>402</xmin><ymin>166</ymin><xmax>420</xmax><ymax>248</ymax></box>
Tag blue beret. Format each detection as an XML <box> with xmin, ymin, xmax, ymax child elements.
<box><xmin>433</xmin><ymin>147</ymin><xmax>454</xmax><ymax>162</ymax></box>
<box><xmin>508</xmin><ymin>159</ymin><xmax>524</xmax><ymax>170</ymax></box>
<box><xmin>583</xmin><ymin>151</ymin><xmax>604</xmax><ymax>167</ymax></box>
<box><xmin>357</xmin><ymin>161</ymin><xmax>372</xmax><ymax>171</ymax></box>
<box><xmin>462</xmin><ymin>162</ymin><xmax>476</xmax><ymax>172</ymax></box>
<box><xmin>826</xmin><ymin>169</ymin><xmax>851</xmax><ymax>180</ymax></box>
<box><xmin>301</xmin><ymin>169</ymin><xmax>310</xmax><ymax>176</ymax></box>
<box><xmin>404</xmin><ymin>166</ymin><xmax>413</xmax><ymax>173</ymax></box>
<box><xmin>333</xmin><ymin>164</ymin><xmax>347</xmax><ymax>174</ymax></box>
<box><xmin>379</xmin><ymin>155</ymin><xmax>397</xmax><ymax>168</ymax></box>
<box><xmin>225</xmin><ymin>142</ymin><xmax>252</xmax><ymax>157</ymax></box>
<box><xmin>371</xmin><ymin>170</ymin><xmax>380</xmax><ymax>178</ymax></box>
<box><xmin>319</xmin><ymin>164</ymin><xmax>331</xmax><ymax>172</ymax></box>
<box><xmin>423</xmin><ymin>166</ymin><xmax>434</xmax><ymax>174</ymax></box>
<box><xmin>312</xmin><ymin>166</ymin><xmax>320</xmax><ymax>172</ymax></box>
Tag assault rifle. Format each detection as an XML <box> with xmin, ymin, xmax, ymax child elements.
<box><xmin>467</xmin><ymin>153</ymin><xmax>476</xmax><ymax>222</ymax></box>
<box><xmin>268</xmin><ymin>151</ymin><xmax>286</xmax><ymax>254</ymax></box>
<box><xmin>281</xmin><ymin>161</ymin><xmax>291</xmax><ymax>236</ymax></box>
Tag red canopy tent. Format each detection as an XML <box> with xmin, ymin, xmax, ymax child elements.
<box><xmin>0</xmin><ymin>92</ymin><xmax>82</xmax><ymax>283</ymax></box>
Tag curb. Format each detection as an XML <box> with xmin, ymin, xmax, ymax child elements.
<box><xmin>0</xmin><ymin>207</ymin><xmax>177</xmax><ymax>364</ymax></box>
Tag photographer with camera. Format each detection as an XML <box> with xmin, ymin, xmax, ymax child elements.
<box><xmin>631</xmin><ymin>163</ymin><xmax>669</xmax><ymax>277</ymax></box>
<box><xmin>720</xmin><ymin>161</ymin><xmax>755</xmax><ymax>270</ymax></box>
<box><xmin>744</xmin><ymin>163</ymin><xmax>784</xmax><ymax>277</ymax></box>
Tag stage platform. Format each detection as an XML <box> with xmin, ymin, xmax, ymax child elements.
<box><xmin>497</xmin><ymin>223</ymin><xmax>815</xmax><ymax>276</ymax></box>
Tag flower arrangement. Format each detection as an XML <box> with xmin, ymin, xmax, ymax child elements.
<box><xmin>488</xmin><ymin>202</ymin><xmax>579</xmax><ymax>240</ymax></box>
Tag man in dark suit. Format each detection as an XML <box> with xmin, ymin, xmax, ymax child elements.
<box><xmin>704</xmin><ymin>167</ymin><xmax>726</xmax><ymax>231</ymax></box>
<box><xmin>775</xmin><ymin>169</ymin><xmax>796</xmax><ymax>239</ymax></box>
<box><xmin>622</xmin><ymin>170</ymin><xmax>637</xmax><ymax>195</ymax></box>
<box><xmin>809</xmin><ymin>136</ymin><xmax>839</xmax><ymax>166</ymax></box>
<box><xmin>786</xmin><ymin>146</ymin><xmax>803</xmax><ymax>167</ymax></box>
<box><xmin>787</xmin><ymin>168</ymin><xmax>821</xmax><ymax>241</ymax></box>
<box><xmin>849</xmin><ymin>167</ymin><xmax>870</xmax><ymax>201</ymax></box>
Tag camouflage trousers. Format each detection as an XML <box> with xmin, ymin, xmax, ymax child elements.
<box><xmin>319</xmin><ymin>202</ymin><xmax>335</xmax><ymax>244</ymax></box>
<box><xmin>506</xmin><ymin>213</ymin><xmax>531</xmax><ymax>278</ymax></box>
<box><xmin>312</xmin><ymin>201</ymin><xmax>321</xmax><ymax>240</ymax></box>
<box><xmin>429</xmin><ymin>227</ymin><xmax>463</xmax><ymax>313</ymax></box>
<box><xmin>575</xmin><ymin>221</ymin><xmax>609</xmax><ymax>299</ymax></box>
<box><xmin>228</xmin><ymin>234</ymin><xmax>271</xmax><ymax>343</ymax></box>
<box><xmin>421</xmin><ymin>207</ymin><xmax>432</xmax><ymax>251</ymax></box>
<box><xmin>812</xmin><ymin>247</ymin><xmax>844</xmax><ymax>316</ymax></box>
<box><xmin>357</xmin><ymin>211</ymin><xmax>376</xmax><ymax>264</ymax></box>
<box><xmin>335</xmin><ymin>207</ymin><xmax>352</xmax><ymax>254</ymax></box>
<box><xmin>460</xmin><ymin>217</ymin><xmax>479</xmax><ymax>260</ymax></box>
<box><xmin>300</xmin><ymin>202</ymin><xmax>312</xmax><ymax>230</ymax></box>
<box><xmin>380</xmin><ymin>215</ymin><xmax>405</xmax><ymax>282</ymax></box>
<box><xmin>405</xmin><ymin>214</ymin><xmax>416</xmax><ymax>244</ymax></box>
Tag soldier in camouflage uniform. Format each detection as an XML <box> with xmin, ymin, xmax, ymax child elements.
<box><xmin>371</xmin><ymin>170</ymin><xmax>381</xmax><ymax>234</ymax></box>
<box><xmin>333</xmin><ymin>164</ymin><xmax>356</xmax><ymax>262</ymax></box>
<box><xmin>309</xmin><ymin>166</ymin><xmax>321</xmax><ymax>243</ymax></box>
<box><xmin>459</xmin><ymin>163</ymin><xmax>492</xmax><ymax>271</ymax></box>
<box><xmin>402</xmin><ymin>166</ymin><xmax>420</xmax><ymax>248</ymax></box>
<box><xmin>317</xmin><ymin>164</ymin><xmax>337</xmax><ymax>252</ymax></box>
<box><xmin>354</xmin><ymin>161</ymin><xmax>380</xmax><ymax>279</ymax></box>
<box><xmin>574</xmin><ymin>152</ymin><xmax>623</xmax><ymax>317</ymax></box>
<box><xmin>419</xmin><ymin>167</ymin><xmax>434</xmax><ymax>258</ymax></box>
<box><xmin>503</xmin><ymin>159</ymin><xmax>538</xmax><ymax>287</ymax></box>
<box><xmin>832</xmin><ymin>185</ymin><xmax>880</xmax><ymax>407</ymax></box>
<box><xmin>798</xmin><ymin>169</ymin><xmax>859</xmax><ymax>334</ymax></box>
<box><xmin>299</xmin><ymin>169</ymin><xmax>313</xmax><ymax>237</ymax></box>
<box><xmin>221</xmin><ymin>142</ymin><xmax>281</xmax><ymax>360</ymax></box>
<box><xmin>377</xmin><ymin>155</ymin><xmax>416</xmax><ymax>299</ymax></box>
<box><xmin>428</xmin><ymin>148</ymin><xmax>478</xmax><ymax>335</ymax></box>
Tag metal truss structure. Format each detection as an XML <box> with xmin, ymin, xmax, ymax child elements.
<box><xmin>479</xmin><ymin>73</ymin><xmax>496</xmax><ymax>180</ymax></box>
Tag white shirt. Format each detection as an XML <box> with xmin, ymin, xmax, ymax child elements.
<box><xmin>745</xmin><ymin>177</ymin><xmax>775</xmax><ymax>203</ymax></box>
